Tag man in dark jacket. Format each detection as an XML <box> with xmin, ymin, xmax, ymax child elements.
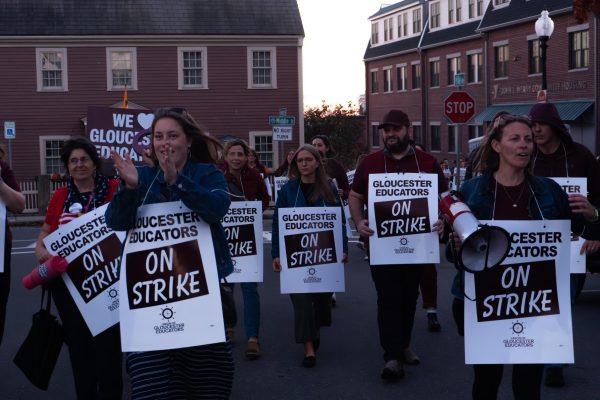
<box><xmin>528</xmin><ymin>102</ymin><xmax>600</xmax><ymax>387</ymax></box>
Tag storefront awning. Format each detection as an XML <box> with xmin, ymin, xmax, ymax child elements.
<box><xmin>473</xmin><ymin>101</ymin><xmax>594</xmax><ymax>123</ymax></box>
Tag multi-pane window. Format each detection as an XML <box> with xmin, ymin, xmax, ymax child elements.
<box><xmin>413</xmin><ymin>9</ymin><xmax>422</xmax><ymax>33</ymax></box>
<box><xmin>494</xmin><ymin>45</ymin><xmax>509</xmax><ymax>78</ymax></box>
<box><xmin>447</xmin><ymin>56</ymin><xmax>461</xmax><ymax>85</ymax></box>
<box><xmin>456</xmin><ymin>0</ymin><xmax>462</xmax><ymax>21</ymax></box>
<box><xmin>495</xmin><ymin>0</ymin><xmax>509</xmax><ymax>5</ymax></box>
<box><xmin>569</xmin><ymin>30</ymin><xmax>589</xmax><ymax>69</ymax></box>
<box><xmin>402</xmin><ymin>13</ymin><xmax>408</xmax><ymax>36</ymax></box>
<box><xmin>384</xmin><ymin>18</ymin><xmax>391</xmax><ymax>41</ymax></box>
<box><xmin>372</xmin><ymin>125</ymin><xmax>380</xmax><ymax>147</ymax></box>
<box><xmin>430</xmin><ymin>2</ymin><xmax>440</xmax><ymax>28</ymax></box>
<box><xmin>430</xmin><ymin>60</ymin><xmax>440</xmax><ymax>87</ymax></box>
<box><xmin>430</xmin><ymin>125</ymin><xmax>441</xmax><ymax>151</ymax></box>
<box><xmin>412</xmin><ymin>124</ymin><xmax>423</xmax><ymax>146</ymax></box>
<box><xmin>469</xmin><ymin>0</ymin><xmax>475</xmax><ymax>18</ymax></box>
<box><xmin>449</xmin><ymin>0</ymin><xmax>455</xmax><ymax>24</ymax></box>
<box><xmin>448</xmin><ymin>126</ymin><xmax>458</xmax><ymax>153</ymax></box>
<box><xmin>396</xmin><ymin>16</ymin><xmax>403</xmax><ymax>38</ymax></box>
<box><xmin>528</xmin><ymin>39</ymin><xmax>541</xmax><ymax>74</ymax></box>
<box><xmin>371</xmin><ymin>22</ymin><xmax>379</xmax><ymax>45</ymax></box>
<box><xmin>477</xmin><ymin>0</ymin><xmax>484</xmax><ymax>15</ymax></box>
<box><xmin>412</xmin><ymin>63</ymin><xmax>421</xmax><ymax>89</ymax></box>
<box><xmin>250</xmin><ymin>49</ymin><xmax>274</xmax><ymax>87</ymax></box>
<box><xmin>468</xmin><ymin>125</ymin><xmax>483</xmax><ymax>140</ymax></box>
<box><xmin>110</xmin><ymin>51</ymin><xmax>133</xmax><ymax>88</ymax></box>
<box><xmin>397</xmin><ymin>66</ymin><xmax>407</xmax><ymax>91</ymax></box>
<box><xmin>253</xmin><ymin>135</ymin><xmax>273</xmax><ymax>168</ymax></box>
<box><xmin>37</xmin><ymin>49</ymin><xmax>67</xmax><ymax>91</ymax></box>
<box><xmin>383</xmin><ymin>68</ymin><xmax>393</xmax><ymax>92</ymax></box>
<box><xmin>371</xmin><ymin>70</ymin><xmax>379</xmax><ymax>93</ymax></box>
<box><xmin>44</xmin><ymin>138</ymin><xmax>68</xmax><ymax>174</ymax></box>
<box><xmin>178</xmin><ymin>47</ymin><xmax>207</xmax><ymax>89</ymax></box>
<box><xmin>468</xmin><ymin>53</ymin><xmax>482</xmax><ymax>83</ymax></box>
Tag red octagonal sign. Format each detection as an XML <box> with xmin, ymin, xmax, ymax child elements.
<box><xmin>444</xmin><ymin>91</ymin><xmax>476</xmax><ymax>124</ymax></box>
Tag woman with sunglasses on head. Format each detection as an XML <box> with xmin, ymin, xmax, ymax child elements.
<box><xmin>106</xmin><ymin>108</ymin><xmax>234</xmax><ymax>399</ymax></box>
<box><xmin>221</xmin><ymin>138</ymin><xmax>270</xmax><ymax>359</ymax></box>
<box><xmin>271</xmin><ymin>144</ymin><xmax>348</xmax><ymax>368</ymax></box>
<box><xmin>34</xmin><ymin>137</ymin><xmax>122</xmax><ymax>399</ymax></box>
<box><xmin>449</xmin><ymin>114</ymin><xmax>597</xmax><ymax>400</ymax></box>
<box><xmin>311</xmin><ymin>135</ymin><xmax>350</xmax><ymax>200</ymax></box>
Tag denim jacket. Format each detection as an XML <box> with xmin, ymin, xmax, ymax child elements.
<box><xmin>450</xmin><ymin>170</ymin><xmax>597</xmax><ymax>298</ymax></box>
<box><xmin>271</xmin><ymin>179</ymin><xmax>348</xmax><ymax>258</ymax></box>
<box><xmin>105</xmin><ymin>161</ymin><xmax>233</xmax><ymax>278</ymax></box>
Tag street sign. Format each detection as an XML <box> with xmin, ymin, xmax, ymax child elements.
<box><xmin>444</xmin><ymin>91</ymin><xmax>475</xmax><ymax>124</ymax></box>
<box><xmin>269</xmin><ymin>116</ymin><xmax>296</xmax><ymax>126</ymax></box>
<box><xmin>3</xmin><ymin>121</ymin><xmax>15</xmax><ymax>139</ymax></box>
<box><xmin>272</xmin><ymin>126</ymin><xmax>292</xmax><ymax>141</ymax></box>
<box><xmin>453</xmin><ymin>73</ymin><xmax>465</xmax><ymax>87</ymax></box>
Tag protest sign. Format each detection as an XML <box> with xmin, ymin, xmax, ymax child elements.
<box><xmin>44</xmin><ymin>204</ymin><xmax>124</xmax><ymax>336</ymax></box>
<box><xmin>274</xmin><ymin>176</ymin><xmax>289</xmax><ymax>203</ymax></box>
<box><xmin>367</xmin><ymin>173</ymin><xmax>439</xmax><ymax>265</ymax></box>
<box><xmin>550</xmin><ymin>177</ymin><xmax>587</xmax><ymax>273</ymax></box>
<box><xmin>464</xmin><ymin>220</ymin><xmax>573</xmax><ymax>364</ymax></box>
<box><xmin>278</xmin><ymin>207</ymin><xmax>345</xmax><ymax>293</ymax></box>
<box><xmin>221</xmin><ymin>201</ymin><xmax>263</xmax><ymax>283</ymax></box>
<box><xmin>120</xmin><ymin>202</ymin><xmax>224</xmax><ymax>351</ymax></box>
<box><xmin>86</xmin><ymin>106</ymin><xmax>153</xmax><ymax>163</ymax></box>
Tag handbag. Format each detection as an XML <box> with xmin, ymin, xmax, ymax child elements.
<box><xmin>13</xmin><ymin>287</ymin><xmax>65</xmax><ymax>390</ymax></box>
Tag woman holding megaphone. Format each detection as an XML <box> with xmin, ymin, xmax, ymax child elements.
<box><xmin>34</xmin><ymin>137</ymin><xmax>122</xmax><ymax>399</ymax></box>
<box><xmin>448</xmin><ymin>114</ymin><xmax>598</xmax><ymax>400</ymax></box>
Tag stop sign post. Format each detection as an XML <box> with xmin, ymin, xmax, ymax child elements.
<box><xmin>444</xmin><ymin>91</ymin><xmax>475</xmax><ymax>124</ymax></box>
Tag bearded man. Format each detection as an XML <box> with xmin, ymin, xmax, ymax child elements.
<box><xmin>349</xmin><ymin>109</ymin><xmax>447</xmax><ymax>381</ymax></box>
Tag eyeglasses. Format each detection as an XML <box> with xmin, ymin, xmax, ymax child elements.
<box><xmin>492</xmin><ymin>114</ymin><xmax>531</xmax><ymax>130</ymax></box>
<box><xmin>69</xmin><ymin>156</ymin><xmax>92</xmax><ymax>165</ymax></box>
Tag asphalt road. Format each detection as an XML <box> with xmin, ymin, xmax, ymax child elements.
<box><xmin>1</xmin><ymin>226</ymin><xmax>600</xmax><ymax>399</ymax></box>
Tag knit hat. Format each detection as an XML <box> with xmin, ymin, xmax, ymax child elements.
<box><xmin>377</xmin><ymin>109</ymin><xmax>410</xmax><ymax>129</ymax></box>
<box><xmin>528</xmin><ymin>103</ymin><xmax>572</xmax><ymax>144</ymax></box>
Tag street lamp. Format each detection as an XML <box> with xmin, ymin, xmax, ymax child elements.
<box><xmin>535</xmin><ymin>10</ymin><xmax>554</xmax><ymax>91</ymax></box>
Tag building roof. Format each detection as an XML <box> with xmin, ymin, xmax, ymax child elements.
<box><xmin>364</xmin><ymin>35</ymin><xmax>421</xmax><ymax>60</ymax></box>
<box><xmin>368</xmin><ymin>0</ymin><xmax>422</xmax><ymax>19</ymax></box>
<box><xmin>478</xmin><ymin>0</ymin><xmax>572</xmax><ymax>32</ymax></box>
<box><xmin>0</xmin><ymin>0</ymin><xmax>304</xmax><ymax>36</ymax></box>
<box><xmin>420</xmin><ymin>20</ymin><xmax>481</xmax><ymax>49</ymax></box>
<box><xmin>473</xmin><ymin>101</ymin><xmax>593</xmax><ymax>123</ymax></box>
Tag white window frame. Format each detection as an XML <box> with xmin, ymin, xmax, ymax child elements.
<box><xmin>106</xmin><ymin>47</ymin><xmax>138</xmax><ymax>91</ymax></box>
<box><xmin>430</xmin><ymin>2</ymin><xmax>441</xmax><ymax>29</ymax></box>
<box><xmin>383</xmin><ymin>66</ymin><xmax>393</xmax><ymax>93</ymax></box>
<box><xmin>249</xmin><ymin>131</ymin><xmax>278</xmax><ymax>168</ymax></box>
<box><xmin>36</xmin><ymin>48</ymin><xmax>68</xmax><ymax>92</ymax></box>
<box><xmin>397</xmin><ymin>64</ymin><xmax>407</xmax><ymax>91</ymax></box>
<box><xmin>247</xmin><ymin>47</ymin><xmax>277</xmax><ymax>89</ymax></box>
<box><xmin>371</xmin><ymin>22</ymin><xmax>379</xmax><ymax>45</ymax></box>
<box><xmin>177</xmin><ymin>47</ymin><xmax>208</xmax><ymax>90</ymax></box>
<box><xmin>467</xmin><ymin>49</ymin><xmax>483</xmax><ymax>84</ymax></box>
<box><xmin>39</xmin><ymin>135</ymin><xmax>71</xmax><ymax>174</ymax></box>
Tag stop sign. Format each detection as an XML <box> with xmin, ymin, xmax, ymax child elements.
<box><xmin>444</xmin><ymin>91</ymin><xmax>476</xmax><ymax>124</ymax></box>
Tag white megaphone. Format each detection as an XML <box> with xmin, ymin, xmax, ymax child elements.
<box><xmin>439</xmin><ymin>191</ymin><xmax>511</xmax><ymax>273</ymax></box>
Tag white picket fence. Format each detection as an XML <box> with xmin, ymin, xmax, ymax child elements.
<box><xmin>21</xmin><ymin>180</ymin><xmax>65</xmax><ymax>214</ymax></box>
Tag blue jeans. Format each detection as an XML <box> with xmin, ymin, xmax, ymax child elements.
<box><xmin>239</xmin><ymin>282</ymin><xmax>260</xmax><ymax>339</ymax></box>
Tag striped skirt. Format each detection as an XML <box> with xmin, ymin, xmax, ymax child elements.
<box><xmin>126</xmin><ymin>342</ymin><xmax>234</xmax><ymax>399</ymax></box>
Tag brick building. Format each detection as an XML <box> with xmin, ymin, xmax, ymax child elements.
<box><xmin>364</xmin><ymin>0</ymin><xmax>599</xmax><ymax>162</ymax></box>
<box><xmin>0</xmin><ymin>0</ymin><xmax>304</xmax><ymax>180</ymax></box>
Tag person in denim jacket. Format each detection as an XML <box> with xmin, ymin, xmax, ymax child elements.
<box><xmin>106</xmin><ymin>108</ymin><xmax>234</xmax><ymax>399</ymax></box>
<box><xmin>448</xmin><ymin>114</ymin><xmax>598</xmax><ymax>400</ymax></box>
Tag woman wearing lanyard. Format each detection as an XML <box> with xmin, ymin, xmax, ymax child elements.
<box><xmin>449</xmin><ymin>114</ymin><xmax>597</xmax><ymax>400</ymax></box>
<box><xmin>106</xmin><ymin>108</ymin><xmax>234</xmax><ymax>399</ymax></box>
<box><xmin>272</xmin><ymin>144</ymin><xmax>348</xmax><ymax>368</ymax></box>
<box><xmin>221</xmin><ymin>139</ymin><xmax>270</xmax><ymax>359</ymax></box>
<box><xmin>34</xmin><ymin>137</ymin><xmax>122</xmax><ymax>399</ymax></box>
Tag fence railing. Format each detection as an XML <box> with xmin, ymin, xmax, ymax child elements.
<box><xmin>21</xmin><ymin>179</ymin><xmax>64</xmax><ymax>214</ymax></box>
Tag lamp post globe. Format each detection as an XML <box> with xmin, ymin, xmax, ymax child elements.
<box><xmin>535</xmin><ymin>10</ymin><xmax>554</xmax><ymax>91</ymax></box>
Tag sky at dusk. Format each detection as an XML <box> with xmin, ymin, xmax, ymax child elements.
<box><xmin>297</xmin><ymin>0</ymin><xmax>385</xmax><ymax>108</ymax></box>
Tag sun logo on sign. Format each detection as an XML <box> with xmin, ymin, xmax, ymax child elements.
<box><xmin>511</xmin><ymin>320</ymin><xmax>525</xmax><ymax>336</ymax></box>
<box><xmin>160</xmin><ymin>306</ymin><xmax>175</xmax><ymax>321</ymax></box>
<box><xmin>308</xmin><ymin>268</ymin><xmax>316</xmax><ymax>276</ymax></box>
<box><xmin>399</xmin><ymin>237</ymin><xmax>408</xmax><ymax>246</ymax></box>
<box><xmin>108</xmin><ymin>288</ymin><xmax>118</xmax><ymax>299</ymax></box>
